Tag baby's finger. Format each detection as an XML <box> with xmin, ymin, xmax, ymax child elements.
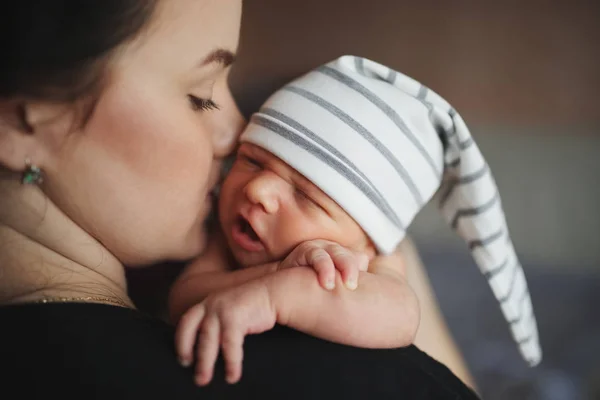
<box><xmin>221</xmin><ymin>327</ymin><xmax>245</xmax><ymax>384</ymax></box>
<box><xmin>328</xmin><ymin>245</ymin><xmax>359</xmax><ymax>290</ymax></box>
<box><xmin>357</xmin><ymin>252</ymin><xmax>370</xmax><ymax>272</ymax></box>
<box><xmin>306</xmin><ymin>247</ymin><xmax>336</xmax><ymax>290</ymax></box>
<box><xmin>175</xmin><ymin>303</ymin><xmax>206</xmax><ymax>367</ymax></box>
<box><xmin>195</xmin><ymin>315</ymin><xmax>221</xmax><ymax>386</ymax></box>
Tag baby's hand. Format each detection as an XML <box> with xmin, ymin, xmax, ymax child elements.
<box><xmin>278</xmin><ymin>240</ymin><xmax>369</xmax><ymax>291</ymax></box>
<box><xmin>175</xmin><ymin>281</ymin><xmax>276</xmax><ymax>386</ymax></box>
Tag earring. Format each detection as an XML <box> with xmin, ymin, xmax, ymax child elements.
<box><xmin>21</xmin><ymin>158</ymin><xmax>43</xmax><ymax>185</ymax></box>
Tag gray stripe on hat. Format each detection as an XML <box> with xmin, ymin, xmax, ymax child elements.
<box><xmin>385</xmin><ymin>68</ymin><xmax>397</xmax><ymax>84</ymax></box>
<box><xmin>459</xmin><ymin>137</ymin><xmax>474</xmax><ymax>150</ymax></box>
<box><xmin>484</xmin><ymin>255</ymin><xmax>510</xmax><ymax>279</ymax></box>
<box><xmin>446</xmin><ymin>111</ymin><xmax>457</xmax><ymax>137</ymax></box>
<box><xmin>415</xmin><ymin>86</ymin><xmax>434</xmax><ymax>114</ymax></box>
<box><xmin>440</xmin><ymin>164</ymin><xmax>489</xmax><ymax>206</ymax></box>
<box><xmin>514</xmin><ymin>305</ymin><xmax>535</xmax><ymax>345</ymax></box>
<box><xmin>506</xmin><ymin>286</ymin><xmax>532</xmax><ymax>325</ymax></box>
<box><xmin>517</xmin><ymin>334</ymin><xmax>533</xmax><ymax>345</ymax></box>
<box><xmin>317</xmin><ymin>65</ymin><xmax>442</xmax><ymax>179</ymax></box>
<box><xmin>445</xmin><ymin>157</ymin><xmax>461</xmax><ymax>168</ymax></box>
<box><xmin>260</xmin><ymin>107</ymin><xmax>408</xmax><ymax>220</ymax></box>
<box><xmin>468</xmin><ymin>227</ymin><xmax>504</xmax><ymax>249</ymax></box>
<box><xmin>283</xmin><ymin>86</ymin><xmax>424</xmax><ymax>206</ymax></box>
<box><xmin>354</xmin><ymin>57</ymin><xmax>365</xmax><ymax>74</ymax></box>
<box><xmin>498</xmin><ymin>262</ymin><xmax>520</xmax><ymax>303</ymax></box>
<box><xmin>460</xmin><ymin>165</ymin><xmax>489</xmax><ymax>184</ymax></box>
<box><xmin>518</xmin><ymin>282</ymin><xmax>532</xmax><ymax>306</ymax></box>
<box><xmin>448</xmin><ymin>189</ymin><xmax>499</xmax><ymax>230</ymax></box>
<box><xmin>517</xmin><ymin>334</ymin><xmax>534</xmax><ymax>345</ymax></box>
<box><xmin>251</xmin><ymin>115</ymin><xmax>406</xmax><ymax>231</ymax></box>
<box><xmin>508</xmin><ymin>308</ymin><xmax>527</xmax><ymax>326</ymax></box>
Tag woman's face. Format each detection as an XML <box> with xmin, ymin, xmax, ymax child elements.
<box><xmin>44</xmin><ymin>0</ymin><xmax>244</xmax><ymax>266</ymax></box>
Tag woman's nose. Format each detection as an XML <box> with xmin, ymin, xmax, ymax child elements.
<box><xmin>211</xmin><ymin>73</ymin><xmax>246</xmax><ymax>159</ymax></box>
<box><xmin>244</xmin><ymin>172</ymin><xmax>285</xmax><ymax>214</ymax></box>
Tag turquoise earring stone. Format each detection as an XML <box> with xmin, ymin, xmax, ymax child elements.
<box><xmin>22</xmin><ymin>164</ymin><xmax>43</xmax><ymax>185</ymax></box>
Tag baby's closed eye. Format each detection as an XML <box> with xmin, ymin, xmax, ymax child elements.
<box><xmin>239</xmin><ymin>154</ymin><xmax>262</xmax><ymax>169</ymax></box>
<box><xmin>294</xmin><ymin>188</ymin><xmax>325</xmax><ymax>211</ymax></box>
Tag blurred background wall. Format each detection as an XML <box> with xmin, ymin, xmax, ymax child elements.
<box><xmin>229</xmin><ymin>1</ymin><xmax>600</xmax><ymax>399</ymax></box>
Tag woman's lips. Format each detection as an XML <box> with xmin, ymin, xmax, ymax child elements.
<box><xmin>231</xmin><ymin>217</ymin><xmax>265</xmax><ymax>252</ymax></box>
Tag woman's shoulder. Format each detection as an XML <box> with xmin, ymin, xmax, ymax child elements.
<box><xmin>0</xmin><ymin>303</ymin><xmax>479</xmax><ymax>399</ymax></box>
<box><xmin>0</xmin><ymin>303</ymin><xmax>204</xmax><ymax>398</ymax></box>
<box><xmin>238</xmin><ymin>326</ymin><xmax>480</xmax><ymax>400</ymax></box>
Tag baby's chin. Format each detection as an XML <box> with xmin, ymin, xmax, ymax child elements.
<box><xmin>230</xmin><ymin>248</ymin><xmax>275</xmax><ymax>269</ymax></box>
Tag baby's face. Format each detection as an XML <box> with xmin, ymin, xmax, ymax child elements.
<box><xmin>219</xmin><ymin>143</ymin><xmax>373</xmax><ymax>267</ymax></box>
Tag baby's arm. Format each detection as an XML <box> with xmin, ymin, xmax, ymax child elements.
<box><xmin>176</xmin><ymin>241</ymin><xmax>419</xmax><ymax>385</ymax></box>
<box><xmin>168</xmin><ymin>233</ymin><xmax>278</xmax><ymax>323</ymax></box>
<box><xmin>169</xmin><ymin>233</ymin><xmax>366</xmax><ymax>324</ymax></box>
<box><xmin>273</xmin><ymin>242</ymin><xmax>420</xmax><ymax>348</ymax></box>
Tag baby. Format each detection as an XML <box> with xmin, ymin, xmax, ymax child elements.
<box><xmin>169</xmin><ymin>56</ymin><xmax>542</xmax><ymax>386</ymax></box>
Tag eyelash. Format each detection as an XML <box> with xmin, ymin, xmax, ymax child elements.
<box><xmin>297</xmin><ymin>188</ymin><xmax>330</xmax><ymax>215</ymax></box>
<box><xmin>295</xmin><ymin>188</ymin><xmax>320</xmax><ymax>208</ymax></box>
<box><xmin>295</xmin><ymin>189</ymin><xmax>310</xmax><ymax>201</ymax></box>
<box><xmin>240</xmin><ymin>155</ymin><xmax>261</xmax><ymax>168</ymax></box>
<box><xmin>188</xmin><ymin>95</ymin><xmax>220</xmax><ymax>112</ymax></box>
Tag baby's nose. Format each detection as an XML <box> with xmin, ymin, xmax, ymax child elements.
<box><xmin>244</xmin><ymin>172</ymin><xmax>286</xmax><ymax>214</ymax></box>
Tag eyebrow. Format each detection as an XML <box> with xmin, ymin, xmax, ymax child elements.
<box><xmin>200</xmin><ymin>48</ymin><xmax>236</xmax><ymax>67</ymax></box>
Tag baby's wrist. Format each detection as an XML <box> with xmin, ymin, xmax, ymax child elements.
<box><xmin>246</xmin><ymin>260</ymin><xmax>280</xmax><ymax>276</ymax></box>
<box><xmin>266</xmin><ymin>261</ymin><xmax>280</xmax><ymax>274</ymax></box>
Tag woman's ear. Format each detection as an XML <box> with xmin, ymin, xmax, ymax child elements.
<box><xmin>0</xmin><ymin>100</ymin><xmax>74</xmax><ymax>172</ymax></box>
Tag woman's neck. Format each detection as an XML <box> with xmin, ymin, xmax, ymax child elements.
<box><xmin>0</xmin><ymin>178</ymin><xmax>132</xmax><ymax>307</ymax></box>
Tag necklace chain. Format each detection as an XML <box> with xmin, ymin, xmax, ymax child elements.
<box><xmin>36</xmin><ymin>295</ymin><xmax>131</xmax><ymax>308</ymax></box>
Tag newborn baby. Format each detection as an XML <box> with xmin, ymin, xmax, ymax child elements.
<box><xmin>169</xmin><ymin>55</ymin><xmax>542</xmax><ymax>386</ymax></box>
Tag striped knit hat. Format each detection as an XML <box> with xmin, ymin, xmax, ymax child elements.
<box><xmin>240</xmin><ymin>55</ymin><xmax>541</xmax><ymax>366</ymax></box>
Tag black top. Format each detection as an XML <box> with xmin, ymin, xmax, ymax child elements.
<box><xmin>0</xmin><ymin>303</ymin><xmax>479</xmax><ymax>399</ymax></box>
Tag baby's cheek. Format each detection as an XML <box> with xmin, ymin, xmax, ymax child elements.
<box><xmin>271</xmin><ymin>217</ymin><xmax>318</xmax><ymax>258</ymax></box>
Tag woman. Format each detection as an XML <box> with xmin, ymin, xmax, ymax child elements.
<box><xmin>0</xmin><ymin>1</ymin><xmax>478</xmax><ymax>398</ymax></box>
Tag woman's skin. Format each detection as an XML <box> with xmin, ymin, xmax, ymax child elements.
<box><xmin>0</xmin><ymin>0</ymin><xmax>244</xmax><ymax>305</ymax></box>
<box><xmin>0</xmin><ymin>0</ymin><xmax>475</xmax><ymax>389</ymax></box>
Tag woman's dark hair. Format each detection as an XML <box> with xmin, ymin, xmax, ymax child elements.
<box><xmin>1</xmin><ymin>1</ymin><xmax>158</xmax><ymax>102</ymax></box>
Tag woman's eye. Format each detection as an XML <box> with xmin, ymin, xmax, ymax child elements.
<box><xmin>188</xmin><ymin>95</ymin><xmax>220</xmax><ymax>112</ymax></box>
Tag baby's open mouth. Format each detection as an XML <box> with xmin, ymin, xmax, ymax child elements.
<box><xmin>231</xmin><ymin>216</ymin><xmax>265</xmax><ymax>252</ymax></box>
<box><xmin>238</xmin><ymin>216</ymin><xmax>260</xmax><ymax>242</ymax></box>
